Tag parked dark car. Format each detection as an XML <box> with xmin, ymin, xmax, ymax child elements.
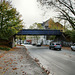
<box><xmin>36</xmin><ymin>42</ymin><xmax>42</xmax><ymax>47</ymax></box>
<box><xmin>71</xmin><ymin>43</ymin><xmax>75</xmax><ymax>51</ymax></box>
<box><xmin>32</xmin><ymin>42</ymin><xmax>36</xmax><ymax>46</ymax></box>
<box><xmin>49</xmin><ymin>42</ymin><xmax>61</xmax><ymax>50</ymax></box>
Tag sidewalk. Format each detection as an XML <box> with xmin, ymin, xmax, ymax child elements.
<box><xmin>62</xmin><ymin>47</ymin><xmax>71</xmax><ymax>50</ymax></box>
<box><xmin>0</xmin><ymin>46</ymin><xmax>47</xmax><ymax>75</ymax></box>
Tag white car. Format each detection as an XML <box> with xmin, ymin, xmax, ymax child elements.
<box><xmin>71</xmin><ymin>43</ymin><xmax>75</xmax><ymax>51</ymax></box>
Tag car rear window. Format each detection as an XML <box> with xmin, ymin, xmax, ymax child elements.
<box><xmin>56</xmin><ymin>44</ymin><xmax>60</xmax><ymax>45</ymax></box>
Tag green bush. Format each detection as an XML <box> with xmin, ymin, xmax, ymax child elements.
<box><xmin>65</xmin><ymin>30</ymin><xmax>75</xmax><ymax>42</ymax></box>
<box><xmin>0</xmin><ymin>47</ymin><xmax>11</xmax><ymax>51</ymax></box>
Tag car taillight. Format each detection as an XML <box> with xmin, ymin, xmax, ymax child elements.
<box><xmin>54</xmin><ymin>45</ymin><xmax>57</xmax><ymax>46</ymax></box>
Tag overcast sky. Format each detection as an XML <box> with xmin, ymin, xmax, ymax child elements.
<box><xmin>11</xmin><ymin>0</ymin><xmax>57</xmax><ymax>28</ymax></box>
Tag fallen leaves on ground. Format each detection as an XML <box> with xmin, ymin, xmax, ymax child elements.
<box><xmin>0</xmin><ymin>67</ymin><xmax>3</xmax><ymax>69</ymax></box>
<box><xmin>12</xmin><ymin>67</ymin><xmax>18</xmax><ymax>70</ymax></box>
<box><xmin>34</xmin><ymin>58</ymin><xmax>39</xmax><ymax>62</ymax></box>
<box><xmin>0</xmin><ymin>54</ymin><xmax>4</xmax><ymax>58</ymax></box>
<box><xmin>13</xmin><ymin>62</ymin><xmax>18</xmax><ymax>64</ymax></box>
<box><xmin>4</xmin><ymin>61</ymin><xmax>9</xmax><ymax>63</ymax></box>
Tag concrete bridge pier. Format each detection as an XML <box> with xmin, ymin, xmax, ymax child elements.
<box><xmin>12</xmin><ymin>36</ymin><xmax>15</xmax><ymax>48</ymax></box>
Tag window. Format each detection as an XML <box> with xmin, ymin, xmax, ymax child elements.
<box><xmin>56</xmin><ymin>44</ymin><xmax>60</xmax><ymax>45</ymax></box>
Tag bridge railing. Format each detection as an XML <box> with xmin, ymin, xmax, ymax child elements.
<box><xmin>16</xmin><ymin>29</ymin><xmax>62</xmax><ymax>35</ymax></box>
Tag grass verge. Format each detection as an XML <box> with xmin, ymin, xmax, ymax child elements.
<box><xmin>0</xmin><ymin>47</ymin><xmax>11</xmax><ymax>51</ymax></box>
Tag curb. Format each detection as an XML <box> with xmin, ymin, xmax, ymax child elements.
<box><xmin>23</xmin><ymin>46</ymin><xmax>50</xmax><ymax>75</ymax></box>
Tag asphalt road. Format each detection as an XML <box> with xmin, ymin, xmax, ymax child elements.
<box><xmin>24</xmin><ymin>44</ymin><xmax>75</xmax><ymax>75</ymax></box>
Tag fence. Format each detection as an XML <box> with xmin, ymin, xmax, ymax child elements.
<box><xmin>62</xmin><ymin>41</ymin><xmax>73</xmax><ymax>47</ymax></box>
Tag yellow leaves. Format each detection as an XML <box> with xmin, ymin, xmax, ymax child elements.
<box><xmin>2</xmin><ymin>71</ymin><xmax>5</xmax><ymax>74</ymax></box>
<box><xmin>48</xmin><ymin>18</ymin><xmax>63</xmax><ymax>30</ymax></box>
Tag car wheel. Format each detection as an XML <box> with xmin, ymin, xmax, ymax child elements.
<box><xmin>54</xmin><ymin>48</ymin><xmax>56</xmax><ymax>50</ymax></box>
<box><xmin>49</xmin><ymin>47</ymin><xmax>51</xmax><ymax>49</ymax></box>
<box><xmin>71</xmin><ymin>48</ymin><xmax>74</xmax><ymax>51</ymax></box>
<box><xmin>59</xmin><ymin>48</ymin><xmax>61</xmax><ymax>50</ymax></box>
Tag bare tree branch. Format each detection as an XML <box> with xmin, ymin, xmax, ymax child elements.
<box><xmin>37</xmin><ymin>0</ymin><xmax>75</xmax><ymax>29</ymax></box>
<box><xmin>58</xmin><ymin>0</ymin><xmax>75</xmax><ymax>15</ymax></box>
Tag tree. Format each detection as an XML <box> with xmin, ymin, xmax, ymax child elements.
<box><xmin>37</xmin><ymin>0</ymin><xmax>75</xmax><ymax>30</ymax></box>
<box><xmin>29</xmin><ymin>23</ymin><xmax>43</xmax><ymax>29</ymax></box>
<box><xmin>29</xmin><ymin>23</ymin><xmax>44</xmax><ymax>43</ymax></box>
<box><xmin>0</xmin><ymin>0</ymin><xmax>23</xmax><ymax>40</ymax></box>
<box><xmin>64</xmin><ymin>30</ymin><xmax>75</xmax><ymax>42</ymax></box>
<box><xmin>47</xmin><ymin>18</ymin><xmax>64</xmax><ymax>30</ymax></box>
